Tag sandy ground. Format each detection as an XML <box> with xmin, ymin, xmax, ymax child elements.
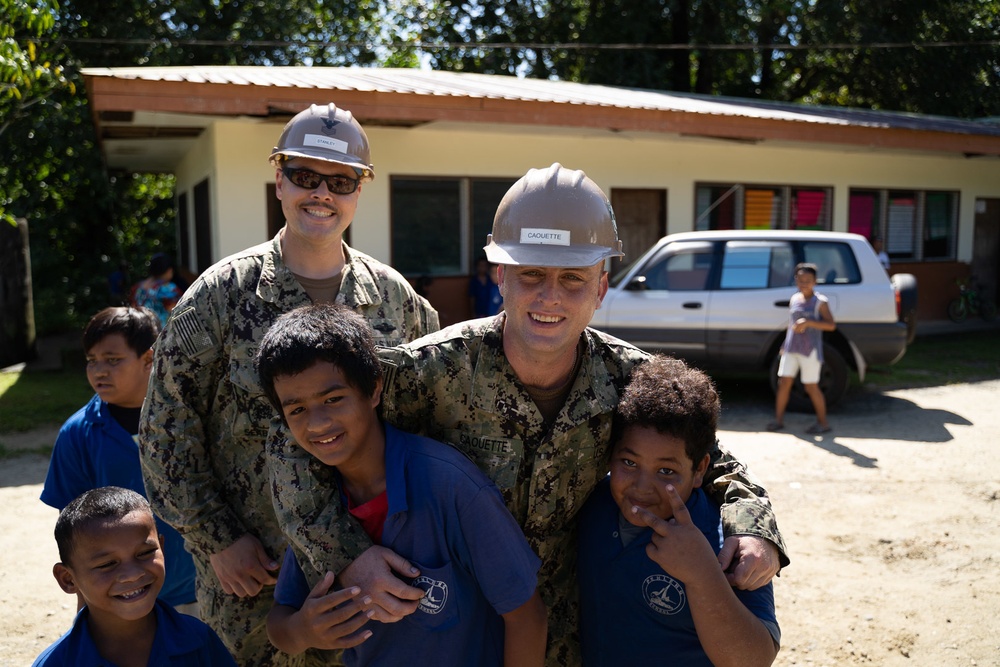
<box><xmin>2</xmin><ymin>380</ymin><xmax>999</xmax><ymax>666</ymax></box>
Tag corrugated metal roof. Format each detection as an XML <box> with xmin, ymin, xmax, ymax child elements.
<box><xmin>82</xmin><ymin>65</ymin><xmax>1000</xmax><ymax>139</ymax></box>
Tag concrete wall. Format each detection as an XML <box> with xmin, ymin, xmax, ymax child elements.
<box><xmin>173</xmin><ymin>117</ymin><xmax>1000</xmax><ymax>319</ymax></box>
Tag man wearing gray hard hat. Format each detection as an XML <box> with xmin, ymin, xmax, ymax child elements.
<box><xmin>139</xmin><ymin>104</ymin><xmax>438</xmax><ymax>666</ymax></box>
<box><xmin>270</xmin><ymin>163</ymin><xmax>786</xmax><ymax>665</ymax></box>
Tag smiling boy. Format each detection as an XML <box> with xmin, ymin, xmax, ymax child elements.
<box><xmin>577</xmin><ymin>355</ymin><xmax>780</xmax><ymax>667</ymax></box>
<box><xmin>256</xmin><ymin>303</ymin><xmax>546</xmax><ymax>667</ymax></box>
<box><xmin>33</xmin><ymin>487</ymin><xmax>234</xmax><ymax>667</ymax></box>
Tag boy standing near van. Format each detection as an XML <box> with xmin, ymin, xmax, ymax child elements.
<box><xmin>768</xmin><ymin>262</ymin><xmax>836</xmax><ymax>434</ymax></box>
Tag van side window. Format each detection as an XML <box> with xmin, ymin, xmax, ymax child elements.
<box><xmin>637</xmin><ymin>242</ymin><xmax>714</xmax><ymax>291</ymax></box>
<box><xmin>720</xmin><ymin>241</ymin><xmax>795</xmax><ymax>289</ymax></box>
<box><xmin>802</xmin><ymin>242</ymin><xmax>862</xmax><ymax>284</ymax></box>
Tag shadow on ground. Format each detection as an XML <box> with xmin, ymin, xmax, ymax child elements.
<box><xmin>714</xmin><ymin>375</ymin><xmax>973</xmax><ymax>471</ymax></box>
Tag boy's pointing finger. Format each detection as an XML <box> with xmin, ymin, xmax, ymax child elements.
<box><xmin>631</xmin><ymin>504</ymin><xmax>670</xmax><ymax>536</ymax></box>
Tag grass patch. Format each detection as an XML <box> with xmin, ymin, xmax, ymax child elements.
<box><xmin>0</xmin><ymin>444</ymin><xmax>53</xmax><ymax>460</ymax></box>
<box><xmin>862</xmin><ymin>331</ymin><xmax>1000</xmax><ymax>389</ymax></box>
<box><xmin>0</xmin><ymin>369</ymin><xmax>93</xmax><ymax>434</ymax></box>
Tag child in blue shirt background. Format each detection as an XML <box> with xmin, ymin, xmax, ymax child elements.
<box><xmin>256</xmin><ymin>302</ymin><xmax>546</xmax><ymax>667</ymax></box>
<box><xmin>577</xmin><ymin>355</ymin><xmax>780</xmax><ymax>667</ymax></box>
<box><xmin>32</xmin><ymin>487</ymin><xmax>234</xmax><ymax>666</ymax></box>
<box><xmin>40</xmin><ymin>307</ymin><xmax>197</xmax><ymax>613</ymax></box>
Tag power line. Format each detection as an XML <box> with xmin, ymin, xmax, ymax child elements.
<box><xmin>47</xmin><ymin>37</ymin><xmax>1000</xmax><ymax>51</ymax></box>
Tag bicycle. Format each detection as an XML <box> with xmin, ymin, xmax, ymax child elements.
<box><xmin>947</xmin><ymin>277</ymin><xmax>997</xmax><ymax>323</ymax></box>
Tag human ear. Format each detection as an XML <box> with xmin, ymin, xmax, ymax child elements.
<box><xmin>691</xmin><ymin>454</ymin><xmax>711</xmax><ymax>488</ymax></box>
<box><xmin>275</xmin><ymin>168</ymin><xmax>285</xmax><ymax>199</ymax></box>
<box><xmin>370</xmin><ymin>377</ymin><xmax>384</xmax><ymax>410</ymax></box>
<box><xmin>596</xmin><ymin>270</ymin><xmax>610</xmax><ymax>306</ymax></box>
<box><xmin>53</xmin><ymin>563</ymin><xmax>78</xmax><ymax>595</ymax></box>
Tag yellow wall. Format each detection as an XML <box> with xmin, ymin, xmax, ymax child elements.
<box><xmin>182</xmin><ymin>118</ymin><xmax>1000</xmax><ymax>267</ymax></box>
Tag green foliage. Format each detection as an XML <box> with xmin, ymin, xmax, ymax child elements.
<box><xmin>862</xmin><ymin>330</ymin><xmax>1000</xmax><ymax>389</ymax></box>
<box><xmin>415</xmin><ymin>0</ymin><xmax>999</xmax><ymax>117</ymax></box>
<box><xmin>0</xmin><ymin>0</ymin><xmax>73</xmax><ymax>226</ymax></box>
<box><xmin>787</xmin><ymin>0</ymin><xmax>1000</xmax><ymax>117</ymax></box>
<box><xmin>0</xmin><ymin>367</ymin><xmax>94</xmax><ymax>433</ymax></box>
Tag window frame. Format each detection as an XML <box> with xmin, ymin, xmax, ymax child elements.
<box><xmin>389</xmin><ymin>175</ymin><xmax>516</xmax><ymax>277</ymax></box>
<box><xmin>694</xmin><ymin>182</ymin><xmax>834</xmax><ymax>232</ymax></box>
<box><xmin>848</xmin><ymin>188</ymin><xmax>959</xmax><ymax>261</ymax></box>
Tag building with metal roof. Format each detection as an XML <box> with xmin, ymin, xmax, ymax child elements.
<box><xmin>82</xmin><ymin>66</ymin><xmax>1000</xmax><ymax>322</ymax></box>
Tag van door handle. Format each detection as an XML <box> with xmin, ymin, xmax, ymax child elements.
<box><xmin>682</xmin><ymin>302</ymin><xmax>703</xmax><ymax>309</ymax></box>
<box><xmin>774</xmin><ymin>300</ymin><xmax>790</xmax><ymax>307</ymax></box>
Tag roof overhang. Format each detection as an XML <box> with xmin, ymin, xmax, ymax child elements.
<box><xmin>82</xmin><ymin>66</ymin><xmax>1000</xmax><ymax>172</ymax></box>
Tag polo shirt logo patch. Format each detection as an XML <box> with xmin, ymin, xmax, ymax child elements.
<box><xmin>642</xmin><ymin>574</ymin><xmax>686</xmax><ymax>615</ymax></box>
<box><xmin>414</xmin><ymin>576</ymin><xmax>449</xmax><ymax>615</ymax></box>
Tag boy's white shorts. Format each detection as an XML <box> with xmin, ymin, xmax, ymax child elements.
<box><xmin>777</xmin><ymin>350</ymin><xmax>823</xmax><ymax>385</ymax></box>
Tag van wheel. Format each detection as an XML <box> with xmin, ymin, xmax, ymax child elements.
<box><xmin>769</xmin><ymin>344</ymin><xmax>850</xmax><ymax>412</ymax></box>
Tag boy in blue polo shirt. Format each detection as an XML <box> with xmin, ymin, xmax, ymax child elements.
<box><xmin>257</xmin><ymin>303</ymin><xmax>546</xmax><ymax>667</ymax></box>
<box><xmin>577</xmin><ymin>355</ymin><xmax>780</xmax><ymax>667</ymax></box>
<box><xmin>41</xmin><ymin>306</ymin><xmax>197</xmax><ymax>614</ymax></box>
<box><xmin>32</xmin><ymin>487</ymin><xmax>235</xmax><ymax>666</ymax></box>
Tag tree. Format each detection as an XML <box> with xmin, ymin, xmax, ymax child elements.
<box><xmin>786</xmin><ymin>0</ymin><xmax>1000</xmax><ymax>118</ymax></box>
<box><xmin>414</xmin><ymin>0</ymin><xmax>999</xmax><ymax>118</ymax></box>
<box><xmin>1</xmin><ymin>0</ymin><xmax>72</xmax><ymax>225</ymax></box>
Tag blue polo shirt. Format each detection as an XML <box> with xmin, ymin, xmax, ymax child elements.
<box><xmin>275</xmin><ymin>424</ymin><xmax>540</xmax><ymax>667</ymax></box>
<box><xmin>577</xmin><ymin>478</ymin><xmax>780</xmax><ymax>667</ymax></box>
<box><xmin>41</xmin><ymin>395</ymin><xmax>196</xmax><ymax>607</ymax></box>
<box><xmin>31</xmin><ymin>598</ymin><xmax>235</xmax><ymax>666</ymax></box>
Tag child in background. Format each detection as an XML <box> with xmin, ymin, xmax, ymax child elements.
<box><xmin>768</xmin><ymin>262</ymin><xmax>837</xmax><ymax>434</ymax></box>
<box><xmin>257</xmin><ymin>303</ymin><xmax>546</xmax><ymax>667</ymax></box>
<box><xmin>577</xmin><ymin>355</ymin><xmax>780</xmax><ymax>667</ymax></box>
<box><xmin>130</xmin><ymin>253</ymin><xmax>182</xmax><ymax>327</ymax></box>
<box><xmin>41</xmin><ymin>307</ymin><xmax>197</xmax><ymax>613</ymax></box>
<box><xmin>32</xmin><ymin>487</ymin><xmax>235</xmax><ymax>666</ymax></box>
<box><xmin>468</xmin><ymin>256</ymin><xmax>503</xmax><ymax>317</ymax></box>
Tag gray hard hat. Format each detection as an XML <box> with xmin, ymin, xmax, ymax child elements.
<box><xmin>268</xmin><ymin>103</ymin><xmax>375</xmax><ymax>182</ymax></box>
<box><xmin>485</xmin><ymin>163</ymin><xmax>623</xmax><ymax>267</ymax></box>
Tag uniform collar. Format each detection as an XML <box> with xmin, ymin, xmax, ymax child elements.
<box><xmin>338</xmin><ymin>245</ymin><xmax>383</xmax><ymax>309</ymax></box>
<box><xmin>66</xmin><ymin>600</ymin><xmax>204</xmax><ymax>666</ymax></box>
<box><xmin>257</xmin><ymin>232</ymin><xmax>382</xmax><ymax>309</ymax></box>
<box><xmin>469</xmin><ymin>318</ymin><xmax>621</xmax><ymax>426</ymax></box>
<box><xmin>257</xmin><ymin>232</ymin><xmax>309</xmax><ymax>306</ymax></box>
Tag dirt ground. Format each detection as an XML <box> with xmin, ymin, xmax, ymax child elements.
<box><xmin>2</xmin><ymin>379</ymin><xmax>999</xmax><ymax>666</ymax></box>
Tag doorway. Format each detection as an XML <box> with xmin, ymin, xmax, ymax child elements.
<box><xmin>972</xmin><ymin>198</ymin><xmax>1000</xmax><ymax>305</ymax></box>
<box><xmin>609</xmin><ymin>188</ymin><xmax>666</xmax><ymax>275</ymax></box>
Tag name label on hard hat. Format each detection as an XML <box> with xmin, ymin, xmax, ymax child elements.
<box><xmin>521</xmin><ymin>228</ymin><xmax>570</xmax><ymax>245</ymax></box>
<box><xmin>303</xmin><ymin>133</ymin><xmax>349</xmax><ymax>154</ymax></box>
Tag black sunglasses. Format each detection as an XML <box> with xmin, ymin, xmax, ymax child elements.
<box><xmin>281</xmin><ymin>167</ymin><xmax>360</xmax><ymax>195</ymax></box>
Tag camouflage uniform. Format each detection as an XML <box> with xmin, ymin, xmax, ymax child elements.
<box><xmin>139</xmin><ymin>233</ymin><xmax>438</xmax><ymax>667</ymax></box>
<box><xmin>269</xmin><ymin>316</ymin><xmax>787</xmax><ymax>667</ymax></box>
